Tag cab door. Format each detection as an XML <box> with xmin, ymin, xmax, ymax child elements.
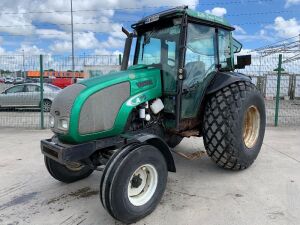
<box><xmin>181</xmin><ymin>23</ymin><xmax>217</xmax><ymax>119</ymax></box>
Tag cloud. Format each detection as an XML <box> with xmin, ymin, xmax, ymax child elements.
<box><xmin>271</xmin><ymin>16</ymin><xmax>300</xmax><ymax>38</ymax></box>
<box><xmin>285</xmin><ymin>0</ymin><xmax>300</xmax><ymax>7</ymax></box>
<box><xmin>0</xmin><ymin>0</ymin><xmax>201</xmax><ymax>54</ymax></box>
<box><xmin>17</xmin><ymin>43</ymin><xmax>45</xmax><ymax>55</ymax></box>
<box><xmin>0</xmin><ymin>13</ymin><xmax>35</xmax><ymax>35</ymax></box>
<box><xmin>205</xmin><ymin>7</ymin><xmax>227</xmax><ymax>17</ymax></box>
<box><xmin>36</xmin><ymin>29</ymin><xmax>71</xmax><ymax>40</ymax></box>
<box><xmin>234</xmin><ymin>29</ymin><xmax>274</xmax><ymax>43</ymax></box>
<box><xmin>0</xmin><ymin>46</ymin><xmax>6</xmax><ymax>54</ymax></box>
<box><xmin>233</xmin><ymin>25</ymin><xmax>246</xmax><ymax>35</ymax></box>
<box><xmin>235</xmin><ymin>16</ymin><xmax>300</xmax><ymax>44</ymax></box>
<box><xmin>50</xmin><ymin>41</ymin><xmax>72</xmax><ymax>53</ymax></box>
<box><xmin>49</xmin><ymin>32</ymin><xmax>124</xmax><ymax>54</ymax></box>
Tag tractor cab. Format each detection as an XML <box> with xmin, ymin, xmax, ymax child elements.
<box><xmin>122</xmin><ymin>6</ymin><xmax>248</xmax><ymax>130</ymax></box>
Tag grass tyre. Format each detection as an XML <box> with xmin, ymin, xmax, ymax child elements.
<box><xmin>100</xmin><ymin>144</ymin><xmax>168</xmax><ymax>224</ymax></box>
<box><xmin>203</xmin><ymin>81</ymin><xmax>266</xmax><ymax>170</ymax></box>
<box><xmin>44</xmin><ymin>156</ymin><xmax>93</xmax><ymax>183</ymax></box>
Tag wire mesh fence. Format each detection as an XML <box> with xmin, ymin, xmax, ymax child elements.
<box><xmin>238</xmin><ymin>54</ymin><xmax>300</xmax><ymax>126</ymax></box>
<box><xmin>0</xmin><ymin>53</ymin><xmax>299</xmax><ymax>129</ymax></box>
<box><xmin>0</xmin><ymin>54</ymin><xmax>121</xmax><ymax>128</ymax></box>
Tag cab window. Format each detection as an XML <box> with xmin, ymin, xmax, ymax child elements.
<box><xmin>138</xmin><ymin>38</ymin><xmax>161</xmax><ymax>65</ymax></box>
<box><xmin>218</xmin><ymin>29</ymin><xmax>232</xmax><ymax>70</ymax></box>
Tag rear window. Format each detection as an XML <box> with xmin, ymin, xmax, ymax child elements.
<box><xmin>44</xmin><ymin>84</ymin><xmax>61</xmax><ymax>92</ymax></box>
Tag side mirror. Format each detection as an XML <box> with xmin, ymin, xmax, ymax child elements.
<box><xmin>235</xmin><ymin>55</ymin><xmax>251</xmax><ymax>69</ymax></box>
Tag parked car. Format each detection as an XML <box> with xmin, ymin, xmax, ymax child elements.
<box><xmin>4</xmin><ymin>77</ymin><xmax>14</xmax><ymax>84</ymax></box>
<box><xmin>0</xmin><ymin>77</ymin><xmax>4</xmax><ymax>83</ymax></box>
<box><xmin>0</xmin><ymin>83</ymin><xmax>61</xmax><ymax>112</ymax></box>
<box><xmin>24</xmin><ymin>78</ymin><xmax>35</xmax><ymax>83</ymax></box>
<box><xmin>13</xmin><ymin>77</ymin><xmax>24</xmax><ymax>84</ymax></box>
<box><xmin>52</xmin><ymin>78</ymin><xmax>74</xmax><ymax>88</ymax></box>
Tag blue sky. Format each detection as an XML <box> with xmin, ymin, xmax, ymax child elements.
<box><xmin>0</xmin><ymin>0</ymin><xmax>299</xmax><ymax>56</ymax></box>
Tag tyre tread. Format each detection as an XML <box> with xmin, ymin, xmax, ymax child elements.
<box><xmin>203</xmin><ymin>81</ymin><xmax>260</xmax><ymax>170</ymax></box>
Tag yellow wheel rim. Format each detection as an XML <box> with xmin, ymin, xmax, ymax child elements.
<box><xmin>243</xmin><ymin>105</ymin><xmax>260</xmax><ymax>149</ymax></box>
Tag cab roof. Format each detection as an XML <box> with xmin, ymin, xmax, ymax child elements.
<box><xmin>131</xmin><ymin>6</ymin><xmax>234</xmax><ymax>31</ymax></box>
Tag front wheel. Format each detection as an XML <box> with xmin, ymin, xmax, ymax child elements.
<box><xmin>203</xmin><ymin>81</ymin><xmax>266</xmax><ymax>170</ymax></box>
<box><xmin>44</xmin><ymin>156</ymin><xmax>94</xmax><ymax>183</ymax></box>
<box><xmin>100</xmin><ymin>144</ymin><xmax>168</xmax><ymax>224</ymax></box>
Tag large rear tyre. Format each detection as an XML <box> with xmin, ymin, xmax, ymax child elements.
<box><xmin>100</xmin><ymin>144</ymin><xmax>168</xmax><ymax>224</ymax></box>
<box><xmin>44</xmin><ymin>156</ymin><xmax>94</xmax><ymax>183</ymax></box>
<box><xmin>203</xmin><ymin>81</ymin><xmax>266</xmax><ymax>170</ymax></box>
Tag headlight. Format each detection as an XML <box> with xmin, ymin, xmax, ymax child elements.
<box><xmin>59</xmin><ymin>119</ymin><xmax>69</xmax><ymax>130</ymax></box>
<box><xmin>49</xmin><ymin>115</ymin><xmax>55</xmax><ymax>128</ymax></box>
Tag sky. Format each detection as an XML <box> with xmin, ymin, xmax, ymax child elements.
<box><xmin>0</xmin><ymin>0</ymin><xmax>299</xmax><ymax>56</ymax></box>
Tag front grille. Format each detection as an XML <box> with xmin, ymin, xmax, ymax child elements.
<box><xmin>50</xmin><ymin>83</ymin><xmax>86</xmax><ymax>133</ymax></box>
<box><xmin>78</xmin><ymin>82</ymin><xmax>130</xmax><ymax>135</ymax></box>
<box><xmin>51</xmin><ymin>84</ymin><xmax>86</xmax><ymax>118</ymax></box>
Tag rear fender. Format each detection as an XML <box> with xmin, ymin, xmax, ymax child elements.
<box><xmin>206</xmin><ymin>71</ymin><xmax>251</xmax><ymax>95</ymax></box>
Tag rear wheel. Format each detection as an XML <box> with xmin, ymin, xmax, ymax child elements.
<box><xmin>203</xmin><ymin>81</ymin><xmax>266</xmax><ymax>170</ymax></box>
<box><xmin>44</xmin><ymin>156</ymin><xmax>94</xmax><ymax>183</ymax></box>
<box><xmin>100</xmin><ymin>144</ymin><xmax>168</xmax><ymax>224</ymax></box>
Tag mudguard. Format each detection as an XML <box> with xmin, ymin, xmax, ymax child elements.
<box><xmin>206</xmin><ymin>71</ymin><xmax>251</xmax><ymax>95</ymax></box>
<box><xmin>125</xmin><ymin>133</ymin><xmax>176</xmax><ymax>172</ymax></box>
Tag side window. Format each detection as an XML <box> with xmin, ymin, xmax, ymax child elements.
<box><xmin>218</xmin><ymin>29</ymin><xmax>232</xmax><ymax>69</ymax></box>
<box><xmin>138</xmin><ymin>38</ymin><xmax>161</xmax><ymax>65</ymax></box>
<box><xmin>167</xmin><ymin>41</ymin><xmax>176</xmax><ymax>66</ymax></box>
<box><xmin>184</xmin><ymin>24</ymin><xmax>216</xmax><ymax>86</ymax></box>
<box><xmin>6</xmin><ymin>85</ymin><xmax>24</xmax><ymax>93</ymax></box>
<box><xmin>25</xmin><ymin>85</ymin><xmax>40</xmax><ymax>92</ymax></box>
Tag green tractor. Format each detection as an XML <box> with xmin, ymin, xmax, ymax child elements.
<box><xmin>41</xmin><ymin>6</ymin><xmax>265</xmax><ymax>224</ymax></box>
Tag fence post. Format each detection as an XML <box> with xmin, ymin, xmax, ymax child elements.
<box><xmin>274</xmin><ymin>54</ymin><xmax>284</xmax><ymax>127</ymax></box>
<box><xmin>40</xmin><ymin>55</ymin><xmax>44</xmax><ymax>129</ymax></box>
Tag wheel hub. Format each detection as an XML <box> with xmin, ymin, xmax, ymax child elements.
<box><xmin>131</xmin><ymin>174</ymin><xmax>143</xmax><ymax>188</ymax></box>
<box><xmin>243</xmin><ymin>105</ymin><xmax>260</xmax><ymax>149</ymax></box>
<box><xmin>65</xmin><ymin>162</ymin><xmax>84</xmax><ymax>171</ymax></box>
<box><xmin>128</xmin><ymin>164</ymin><xmax>158</xmax><ymax>206</ymax></box>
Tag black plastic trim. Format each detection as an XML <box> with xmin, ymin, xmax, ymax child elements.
<box><xmin>206</xmin><ymin>71</ymin><xmax>251</xmax><ymax>95</ymax></box>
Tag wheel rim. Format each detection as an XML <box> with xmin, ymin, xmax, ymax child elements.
<box><xmin>65</xmin><ymin>162</ymin><xmax>84</xmax><ymax>171</ymax></box>
<box><xmin>43</xmin><ymin>101</ymin><xmax>51</xmax><ymax>112</ymax></box>
<box><xmin>243</xmin><ymin>105</ymin><xmax>260</xmax><ymax>149</ymax></box>
<box><xmin>128</xmin><ymin>164</ymin><xmax>158</xmax><ymax>206</ymax></box>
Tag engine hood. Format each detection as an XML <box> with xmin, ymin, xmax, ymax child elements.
<box><xmin>50</xmin><ymin>65</ymin><xmax>162</xmax><ymax>143</ymax></box>
<box><xmin>80</xmin><ymin>64</ymin><xmax>157</xmax><ymax>88</ymax></box>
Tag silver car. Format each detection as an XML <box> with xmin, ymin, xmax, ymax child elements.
<box><xmin>0</xmin><ymin>83</ymin><xmax>61</xmax><ymax>112</ymax></box>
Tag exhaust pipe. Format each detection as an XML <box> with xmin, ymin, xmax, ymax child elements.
<box><xmin>121</xmin><ymin>27</ymin><xmax>134</xmax><ymax>71</ymax></box>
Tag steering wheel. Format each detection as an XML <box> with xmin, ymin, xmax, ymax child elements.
<box><xmin>185</xmin><ymin>63</ymin><xmax>216</xmax><ymax>90</ymax></box>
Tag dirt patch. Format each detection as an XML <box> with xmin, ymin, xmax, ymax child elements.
<box><xmin>69</xmin><ymin>187</ymin><xmax>99</xmax><ymax>198</ymax></box>
<box><xmin>0</xmin><ymin>192</ymin><xmax>38</xmax><ymax>210</ymax></box>
<box><xmin>47</xmin><ymin>187</ymin><xmax>99</xmax><ymax>205</ymax></box>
